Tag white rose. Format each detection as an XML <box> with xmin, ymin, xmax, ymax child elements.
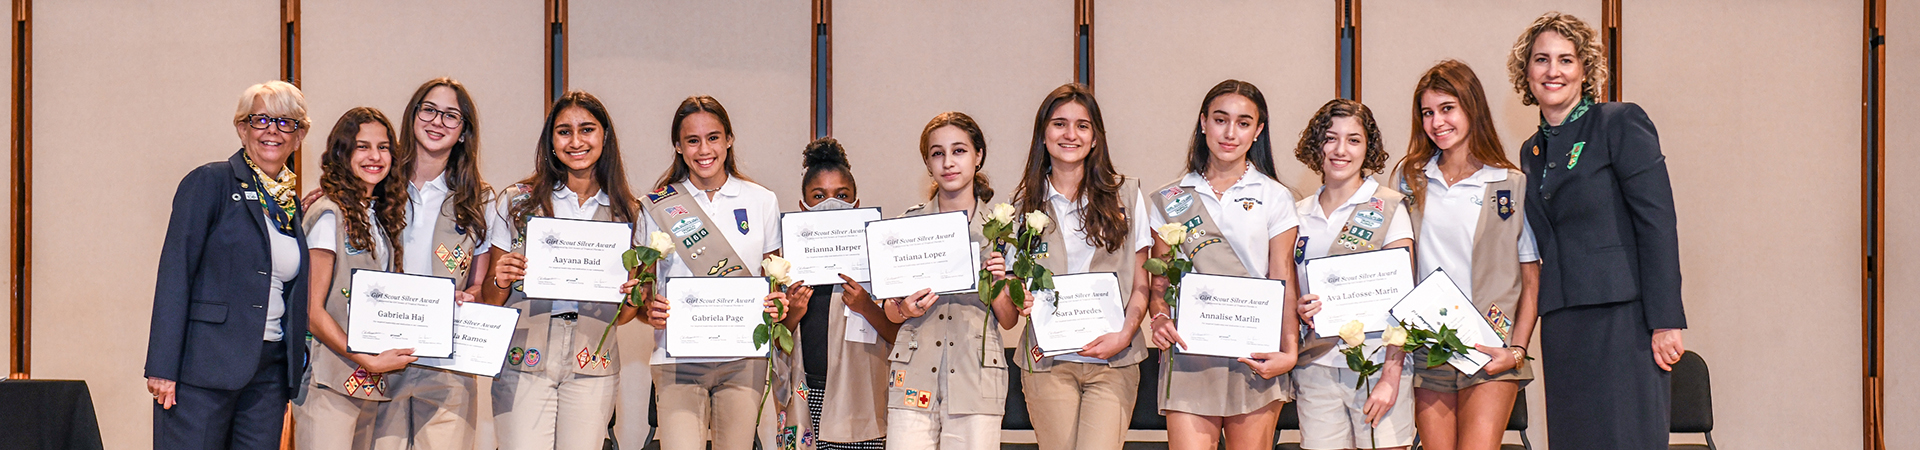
<box><xmin>1155</xmin><ymin>223</ymin><xmax>1189</xmax><ymax>246</ymax></box>
<box><xmin>1339</xmin><ymin>320</ymin><xmax>1365</xmax><ymax>347</ymax></box>
<box><xmin>1024</xmin><ymin>210</ymin><xmax>1051</xmax><ymax>234</ymax></box>
<box><xmin>1383</xmin><ymin>326</ymin><xmax>1408</xmax><ymax>347</ymax></box>
<box><xmin>647</xmin><ymin>232</ymin><xmax>674</xmax><ymax>254</ymax></box>
<box><xmin>990</xmin><ymin>203</ymin><xmax>1018</xmax><ymax>225</ymax></box>
<box><xmin>762</xmin><ymin>255</ymin><xmax>793</xmax><ymax>286</ymax></box>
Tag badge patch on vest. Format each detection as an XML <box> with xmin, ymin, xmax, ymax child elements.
<box><xmin>576</xmin><ymin>347</ymin><xmax>611</xmax><ymax>369</ymax></box>
<box><xmin>343</xmin><ymin>368</ymin><xmax>386</xmax><ymax>397</ymax></box>
<box><xmin>436</xmin><ymin>243</ymin><xmax>470</xmax><ymax>274</ymax></box>
<box><xmin>890</xmin><ymin>370</ymin><xmax>906</xmax><ymax>388</ymax></box>
<box><xmin>508</xmin><ymin>347</ymin><xmax>524</xmax><ymax>366</ymax></box>
<box><xmin>903</xmin><ymin>389</ymin><xmax>931</xmax><ymax>409</ymax></box>
<box><xmin>525</xmin><ymin>348</ymin><xmax>542</xmax><ymax>367</ymax></box>
<box><xmin>1182</xmin><ymin>216</ymin><xmax>1203</xmax><ymax>231</ymax></box>
<box><xmin>1495</xmin><ymin>190</ymin><xmax>1514</xmax><ymax>220</ymax></box>
<box><xmin>1187</xmin><ymin>237</ymin><xmax>1224</xmax><ymax>259</ymax></box>
<box><xmin>1293</xmin><ymin>236</ymin><xmax>1309</xmax><ymax>265</ymax></box>
<box><xmin>1030</xmin><ymin>345</ymin><xmax>1045</xmax><ymax>364</ymax></box>
<box><xmin>671</xmin><ymin>217</ymin><xmax>704</xmax><ymax>237</ymax></box>
<box><xmin>708</xmin><ymin>258</ymin><xmax>745</xmax><ymax>277</ymax></box>
<box><xmin>734</xmin><ymin>208</ymin><xmax>751</xmax><ymax>234</ymax></box>
<box><xmin>1485</xmin><ymin>304</ymin><xmax>1514</xmax><ymax>342</ymax></box>
<box><xmin>1158</xmin><ymin>186</ymin><xmax>1184</xmax><ymax>200</ymax></box>
<box><xmin>1567</xmin><ymin>142</ymin><xmax>1585</xmax><ymax>169</ymax></box>
<box><xmin>1165</xmin><ymin>193</ymin><xmax>1195</xmax><ymax>217</ymax></box>
<box><xmin>1343</xmin><ymin>225</ymin><xmax>1375</xmax><ymax>242</ymax></box>
<box><xmin>647</xmin><ymin>184</ymin><xmax>680</xmax><ymax>203</ymax></box>
<box><xmin>1369</xmin><ymin>197</ymin><xmax>1385</xmax><ymax>211</ymax></box>
<box><xmin>665</xmin><ymin>205</ymin><xmax>690</xmax><ymax>217</ymax></box>
<box><xmin>343</xmin><ymin>241</ymin><xmax>368</xmax><ymax>255</ymax></box>
<box><xmin>1354</xmin><ymin>210</ymin><xmax>1385</xmax><ymax>229</ymax></box>
<box><xmin>1034</xmin><ymin>242</ymin><xmax>1049</xmax><ymax>258</ymax></box>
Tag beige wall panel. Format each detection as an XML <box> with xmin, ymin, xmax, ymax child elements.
<box><xmin>1361</xmin><ymin>3</ymin><xmax>1596</xmax><ymax>446</ymax></box>
<box><xmin>1097</xmin><ymin>1</ymin><xmax>1334</xmax><ymax>199</ymax></box>
<box><xmin>1885</xmin><ymin>0</ymin><xmax>1917</xmax><ymax>448</ymax></box>
<box><xmin>31</xmin><ymin>1</ymin><xmax>279</xmax><ymax>449</ymax></box>
<box><xmin>568</xmin><ymin>1</ymin><xmax>813</xmax><ymax>447</ymax></box>
<box><xmin>1628</xmin><ymin>1</ymin><xmax>1862</xmax><ymax>449</ymax></box>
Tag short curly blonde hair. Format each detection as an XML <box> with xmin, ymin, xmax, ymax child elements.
<box><xmin>1507</xmin><ymin>12</ymin><xmax>1607</xmax><ymax>106</ymax></box>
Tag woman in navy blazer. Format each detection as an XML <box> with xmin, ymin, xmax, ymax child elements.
<box><xmin>1509</xmin><ymin>13</ymin><xmax>1687</xmax><ymax>450</ymax></box>
<box><xmin>145</xmin><ymin>81</ymin><xmax>314</xmax><ymax>450</ymax></box>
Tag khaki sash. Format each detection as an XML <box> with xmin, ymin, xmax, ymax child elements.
<box><xmin>1146</xmin><ymin>180</ymin><xmax>1252</xmax><ymax>277</ymax></box>
<box><xmin>302</xmin><ymin>198</ymin><xmax>396</xmax><ymax>400</ymax></box>
<box><xmin>500</xmin><ymin>184</ymin><xmax>626</xmax><ymax>376</ymax></box>
<box><xmin>1397</xmin><ymin>170</ymin><xmax>1528</xmax><ymax>344</ymax></box>
<box><xmin>1297</xmin><ymin>185</ymin><xmax>1406</xmax><ymax>363</ymax></box>
<box><xmin>642</xmin><ymin>182</ymin><xmax>752</xmax><ymax>279</ymax></box>
<box><xmin>1016</xmin><ymin>178</ymin><xmax>1150</xmax><ymax>371</ymax></box>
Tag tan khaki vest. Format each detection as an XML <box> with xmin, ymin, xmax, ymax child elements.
<box><xmin>1397</xmin><ymin>169</ymin><xmax>1528</xmax><ymax>343</ymax></box>
<box><xmin>1296</xmin><ymin>186</ymin><xmax>1407</xmax><ymax>363</ymax></box>
<box><xmin>499</xmin><ymin>184</ymin><xmax>626</xmax><ymax>376</ymax></box>
<box><xmin>302</xmin><ymin>198</ymin><xmax>396</xmax><ymax>400</ymax></box>
<box><xmin>1015</xmin><ymin>178</ymin><xmax>1150</xmax><ymax>371</ymax></box>
<box><xmin>781</xmin><ymin>287</ymin><xmax>890</xmax><ymax>443</ymax></box>
<box><xmin>886</xmin><ymin>202</ymin><xmax>1007</xmax><ymax>416</ymax></box>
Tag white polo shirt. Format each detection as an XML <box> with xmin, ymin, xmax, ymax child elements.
<box><xmin>486</xmin><ymin>185</ymin><xmax>616</xmax><ymax>315</ymax></box>
<box><xmin>1414</xmin><ymin>157</ymin><xmax>1539</xmax><ymax>299</ymax></box>
<box><xmin>403</xmin><ymin>172</ymin><xmax>451</xmax><ymax>279</ymax></box>
<box><xmin>1146</xmin><ymin>167</ymin><xmax>1300</xmax><ymax>278</ymax></box>
<box><xmin>305</xmin><ymin>207</ymin><xmax>384</xmax><ymax>254</ymax></box>
<box><xmin>1293</xmin><ymin>178</ymin><xmax>1413</xmax><ymax>366</ymax></box>
<box><xmin>1043</xmin><ymin>179</ymin><xmax>1153</xmax><ymax>364</ymax></box>
<box><xmin>640</xmin><ymin>176</ymin><xmax>783</xmax><ymax>365</ymax></box>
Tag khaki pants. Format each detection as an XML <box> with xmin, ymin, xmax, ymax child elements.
<box><xmin>292</xmin><ymin>378</ymin><xmax>378</xmax><ymax>450</ymax></box>
<box><xmin>371</xmin><ymin>366</ymin><xmax>477</xmax><ymax>450</ymax></box>
<box><xmin>492</xmin><ymin>316</ymin><xmax>619</xmax><ymax>450</ymax></box>
<box><xmin>653</xmin><ymin>359</ymin><xmax>770</xmax><ymax>450</ymax></box>
<box><xmin>885</xmin><ymin>408</ymin><xmax>1001</xmax><ymax>450</ymax></box>
<box><xmin>1020</xmin><ymin>362</ymin><xmax>1140</xmax><ymax>450</ymax></box>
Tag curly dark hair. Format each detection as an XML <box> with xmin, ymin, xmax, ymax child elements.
<box><xmin>1293</xmin><ymin>98</ymin><xmax>1388</xmax><ymax>177</ymax></box>
<box><xmin>320</xmin><ymin>107</ymin><xmax>409</xmax><ymax>269</ymax></box>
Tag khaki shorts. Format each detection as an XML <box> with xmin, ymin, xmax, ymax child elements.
<box><xmin>1293</xmin><ymin>364</ymin><xmax>1416</xmax><ymax>449</ymax></box>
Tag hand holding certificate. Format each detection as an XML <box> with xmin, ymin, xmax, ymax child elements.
<box><xmin>1029</xmin><ymin>273</ymin><xmax>1125</xmax><ymax>356</ymax></box>
<box><xmin>413</xmin><ymin>302</ymin><xmax>520</xmax><ymax>377</ymax></box>
<box><xmin>863</xmin><ymin>211</ymin><xmax>976</xmax><ymax>299</ymax></box>
<box><xmin>1173</xmin><ymin>273</ymin><xmax>1287</xmax><ymax>358</ymax></box>
<box><xmin>664</xmin><ymin>277</ymin><xmax>774</xmax><ymax>358</ymax></box>
<box><xmin>348</xmin><ymin>270</ymin><xmax>456</xmax><ymax>358</ymax></box>
<box><xmin>1388</xmin><ymin>269</ymin><xmax>1501</xmax><ymax>374</ymax></box>
<box><xmin>522</xmin><ymin>217</ymin><xmax>634</xmax><ymax>303</ymax></box>
<box><xmin>780</xmin><ymin>208</ymin><xmax>883</xmax><ymax>286</ymax></box>
<box><xmin>1303</xmin><ymin>247</ymin><xmax>1413</xmax><ymax>337</ymax></box>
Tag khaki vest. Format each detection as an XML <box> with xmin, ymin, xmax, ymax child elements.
<box><xmin>885</xmin><ymin>202</ymin><xmax>1007</xmax><ymax>416</ymax></box>
<box><xmin>1296</xmin><ymin>185</ymin><xmax>1406</xmax><ymax>363</ymax></box>
<box><xmin>1015</xmin><ymin>178</ymin><xmax>1150</xmax><ymax>371</ymax></box>
<box><xmin>1396</xmin><ymin>169</ymin><xmax>1528</xmax><ymax>343</ymax></box>
<box><xmin>302</xmin><ymin>198</ymin><xmax>397</xmax><ymax>400</ymax></box>
<box><xmin>641</xmin><ymin>182</ymin><xmax>752</xmax><ymax>279</ymax></box>
<box><xmin>499</xmin><ymin>184</ymin><xmax>627</xmax><ymax>376</ymax></box>
<box><xmin>782</xmin><ymin>287</ymin><xmax>890</xmax><ymax>443</ymax></box>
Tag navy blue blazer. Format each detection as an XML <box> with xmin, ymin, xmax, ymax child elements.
<box><xmin>1520</xmin><ymin>102</ymin><xmax>1686</xmax><ymax>330</ymax></box>
<box><xmin>145</xmin><ymin>150</ymin><xmax>309</xmax><ymax>395</ymax></box>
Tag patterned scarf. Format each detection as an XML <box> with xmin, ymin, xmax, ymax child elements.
<box><xmin>244</xmin><ymin>153</ymin><xmax>299</xmax><ymax>236</ymax></box>
<box><xmin>1538</xmin><ymin>95</ymin><xmax>1596</xmax><ymax>133</ymax></box>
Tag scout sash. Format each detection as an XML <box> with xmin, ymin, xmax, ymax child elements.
<box><xmin>1297</xmin><ymin>185</ymin><xmax>1405</xmax><ymax>363</ymax></box>
<box><xmin>642</xmin><ymin>182</ymin><xmax>753</xmax><ymax>280</ymax></box>
<box><xmin>1147</xmin><ymin>179</ymin><xmax>1253</xmax><ymax>277</ymax></box>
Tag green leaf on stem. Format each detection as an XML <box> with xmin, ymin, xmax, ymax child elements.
<box><xmin>1143</xmin><ymin>258</ymin><xmax>1169</xmax><ymax>275</ymax></box>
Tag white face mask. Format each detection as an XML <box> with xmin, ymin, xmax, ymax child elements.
<box><xmin>802</xmin><ymin>197</ymin><xmax>857</xmax><ymax>211</ymax></box>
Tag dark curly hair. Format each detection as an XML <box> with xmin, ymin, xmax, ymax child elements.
<box><xmin>320</xmin><ymin>107</ymin><xmax>409</xmax><ymax>269</ymax></box>
<box><xmin>801</xmin><ymin>137</ymin><xmax>855</xmax><ymax>190</ymax></box>
<box><xmin>1293</xmin><ymin>98</ymin><xmax>1388</xmax><ymax>177</ymax></box>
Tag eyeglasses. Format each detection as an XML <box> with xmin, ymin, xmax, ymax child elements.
<box><xmin>417</xmin><ymin>105</ymin><xmax>466</xmax><ymax>127</ymax></box>
<box><xmin>242</xmin><ymin>114</ymin><xmax>304</xmax><ymax>133</ymax></box>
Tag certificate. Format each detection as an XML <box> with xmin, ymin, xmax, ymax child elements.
<box><xmin>664</xmin><ymin>276</ymin><xmax>771</xmax><ymax>358</ymax></box>
<box><xmin>863</xmin><ymin>211</ymin><xmax>977</xmax><ymax>299</ymax></box>
<box><xmin>780</xmin><ymin>208</ymin><xmax>883</xmax><ymax>286</ymax></box>
<box><xmin>1029</xmin><ymin>272</ymin><xmax>1126</xmax><ymax>356</ymax></box>
<box><xmin>843</xmin><ymin>282</ymin><xmax>881</xmax><ymax>344</ymax></box>
<box><xmin>1388</xmin><ymin>269</ymin><xmax>1500</xmax><ymax>374</ymax></box>
<box><xmin>522</xmin><ymin>216</ymin><xmax>634</xmax><ymax>303</ymax></box>
<box><xmin>1173</xmin><ymin>273</ymin><xmax>1287</xmax><ymax>358</ymax></box>
<box><xmin>347</xmin><ymin>269</ymin><xmax>456</xmax><ymax>358</ymax></box>
<box><xmin>1303</xmin><ymin>247</ymin><xmax>1413</xmax><ymax>337</ymax></box>
<box><xmin>413</xmin><ymin>302</ymin><xmax>520</xmax><ymax>377</ymax></box>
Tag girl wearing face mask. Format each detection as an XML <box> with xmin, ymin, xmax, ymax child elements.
<box><xmin>1287</xmin><ymin>99</ymin><xmax>1416</xmax><ymax>450</ymax></box>
<box><xmin>880</xmin><ymin>112</ymin><xmax>1017</xmax><ymax>450</ymax></box>
<box><xmin>481</xmin><ymin>90</ymin><xmax>643</xmax><ymax>449</ymax></box>
<box><xmin>782</xmin><ymin>137</ymin><xmax>894</xmax><ymax>450</ymax></box>
<box><xmin>1007</xmin><ymin>83</ymin><xmax>1153</xmax><ymax>450</ymax></box>
<box><xmin>1143</xmin><ymin>79</ymin><xmax>1302</xmax><ymax>450</ymax></box>
<box><xmin>1387</xmin><ymin>60</ymin><xmax>1539</xmax><ymax>450</ymax></box>
<box><xmin>370</xmin><ymin>78</ymin><xmax>494</xmax><ymax>450</ymax></box>
<box><xmin>636</xmin><ymin>95</ymin><xmax>805</xmax><ymax>450</ymax></box>
<box><xmin>292</xmin><ymin>107</ymin><xmax>412</xmax><ymax>450</ymax></box>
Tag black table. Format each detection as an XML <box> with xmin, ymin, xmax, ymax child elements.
<box><xmin>0</xmin><ymin>379</ymin><xmax>106</xmax><ymax>450</ymax></box>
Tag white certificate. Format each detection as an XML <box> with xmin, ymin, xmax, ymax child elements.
<box><xmin>1030</xmin><ymin>272</ymin><xmax>1126</xmax><ymax>356</ymax></box>
<box><xmin>1388</xmin><ymin>269</ymin><xmax>1501</xmax><ymax>374</ymax></box>
<box><xmin>347</xmin><ymin>269</ymin><xmax>456</xmax><ymax>358</ymax></box>
<box><xmin>781</xmin><ymin>208</ymin><xmax>883</xmax><ymax>286</ymax></box>
<box><xmin>413</xmin><ymin>302</ymin><xmax>520</xmax><ymax>377</ymax></box>
<box><xmin>664</xmin><ymin>276</ymin><xmax>771</xmax><ymax>358</ymax></box>
<box><xmin>1303</xmin><ymin>247</ymin><xmax>1414</xmax><ymax>337</ymax></box>
<box><xmin>843</xmin><ymin>282</ymin><xmax>880</xmax><ymax>344</ymax></box>
<box><xmin>1174</xmin><ymin>273</ymin><xmax>1288</xmax><ymax>358</ymax></box>
<box><xmin>522</xmin><ymin>216</ymin><xmax>634</xmax><ymax>303</ymax></box>
<box><xmin>863</xmin><ymin>211</ymin><xmax>977</xmax><ymax>299</ymax></box>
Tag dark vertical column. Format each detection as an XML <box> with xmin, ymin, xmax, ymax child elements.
<box><xmin>1602</xmin><ymin>0</ymin><xmax>1621</xmax><ymax>101</ymax></box>
<box><xmin>281</xmin><ymin>0</ymin><xmax>300</xmax><ymax>187</ymax></box>
<box><xmin>8</xmin><ymin>0</ymin><xmax>28</xmax><ymax>379</ymax></box>
<box><xmin>1336</xmin><ymin>0</ymin><xmax>1359</xmax><ymax>100</ymax></box>
<box><xmin>547</xmin><ymin>0</ymin><xmax>568</xmax><ymax>105</ymax></box>
<box><xmin>813</xmin><ymin>0</ymin><xmax>831</xmax><ymax>139</ymax></box>
<box><xmin>1862</xmin><ymin>1</ymin><xmax>1886</xmax><ymax>448</ymax></box>
<box><xmin>1075</xmin><ymin>0</ymin><xmax>1093</xmax><ymax>89</ymax></box>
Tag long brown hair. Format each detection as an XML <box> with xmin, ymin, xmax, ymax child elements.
<box><xmin>1293</xmin><ymin>98</ymin><xmax>1388</xmax><ymax>177</ymax></box>
<box><xmin>1186</xmin><ymin>79</ymin><xmax>1278</xmax><ymax>180</ymax></box>
<box><xmin>510</xmin><ymin>91</ymin><xmax>638</xmax><ymax>225</ymax></box>
<box><xmin>1395</xmin><ymin>60</ymin><xmax>1515</xmax><ymax>210</ymax></box>
<box><xmin>1013</xmin><ymin>83</ymin><xmax>1126</xmax><ymax>253</ymax></box>
<box><xmin>654</xmin><ymin>95</ymin><xmax>750</xmax><ymax>190</ymax></box>
<box><xmin>320</xmin><ymin>107</ymin><xmax>409</xmax><ymax>270</ymax></box>
<box><xmin>918</xmin><ymin>112</ymin><xmax>994</xmax><ymax>205</ymax></box>
<box><xmin>398</xmin><ymin>77</ymin><xmax>491</xmax><ymax>239</ymax></box>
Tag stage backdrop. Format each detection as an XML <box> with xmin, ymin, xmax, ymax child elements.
<box><xmin>568</xmin><ymin>0</ymin><xmax>814</xmax><ymax>445</ymax></box>
<box><xmin>1886</xmin><ymin>0</ymin><xmax>1917</xmax><ymax>448</ymax></box>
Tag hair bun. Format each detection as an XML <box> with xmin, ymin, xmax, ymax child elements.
<box><xmin>802</xmin><ymin>137</ymin><xmax>851</xmax><ymax>170</ymax></box>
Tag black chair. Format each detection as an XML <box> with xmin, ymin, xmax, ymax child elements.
<box><xmin>1669</xmin><ymin>351</ymin><xmax>1716</xmax><ymax>450</ymax></box>
<box><xmin>1004</xmin><ymin>348</ymin><xmax>1041</xmax><ymax>450</ymax></box>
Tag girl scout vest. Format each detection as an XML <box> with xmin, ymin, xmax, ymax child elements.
<box><xmin>1015</xmin><ymin>178</ymin><xmax>1151</xmax><ymax>371</ymax></box>
<box><xmin>303</xmin><ymin>198</ymin><xmax>397</xmax><ymax>401</ymax></box>
<box><xmin>1397</xmin><ymin>169</ymin><xmax>1528</xmax><ymax>343</ymax></box>
<box><xmin>500</xmin><ymin>184</ymin><xmax>626</xmax><ymax>376</ymax></box>
<box><xmin>886</xmin><ymin>202</ymin><xmax>1007</xmax><ymax>416</ymax></box>
<box><xmin>1295</xmin><ymin>186</ymin><xmax>1407</xmax><ymax>363</ymax></box>
<box><xmin>780</xmin><ymin>287</ymin><xmax>890</xmax><ymax>445</ymax></box>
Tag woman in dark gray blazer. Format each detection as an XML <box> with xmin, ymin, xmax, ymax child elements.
<box><xmin>145</xmin><ymin>81</ymin><xmax>313</xmax><ymax>450</ymax></box>
<box><xmin>1508</xmin><ymin>13</ymin><xmax>1687</xmax><ymax>450</ymax></box>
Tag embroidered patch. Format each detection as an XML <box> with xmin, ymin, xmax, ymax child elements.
<box><xmin>1343</xmin><ymin>225</ymin><xmax>1375</xmax><ymax>242</ymax></box>
<box><xmin>1182</xmin><ymin>216</ymin><xmax>1203</xmax><ymax>231</ymax></box>
<box><xmin>891</xmin><ymin>370</ymin><xmax>907</xmax><ymax>388</ymax></box>
<box><xmin>1567</xmin><ymin>142</ymin><xmax>1585</xmax><ymax>169</ymax></box>
<box><xmin>1354</xmin><ymin>210</ymin><xmax>1386</xmax><ymax>229</ymax></box>
<box><xmin>436</xmin><ymin>243</ymin><xmax>470</xmax><ymax>274</ymax></box>
<box><xmin>1234</xmin><ymin>197</ymin><xmax>1262</xmax><ymax>211</ymax></box>
<box><xmin>1485</xmin><ymin>304</ymin><xmax>1514</xmax><ymax>342</ymax></box>
<box><xmin>576</xmin><ymin>347</ymin><xmax>612</xmax><ymax>369</ymax></box>
<box><xmin>647</xmin><ymin>184</ymin><xmax>681</xmax><ymax>203</ymax></box>
<box><xmin>734</xmin><ymin>208</ymin><xmax>751</xmax><ymax>234</ymax></box>
<box><xmin>708</xmin><ymin>258</ymin><xmax>732</xmax><ymax>276</ymax></box>
<box><xmin>1158</xmin><ymin>186</ymin><xmax>1184</xmax><ymax>200</ymax></box>
<box><xmin>244</xmin><ymin>191</ymin><xmax>260</xmax><ymax>201</ymax></box>
<box><xmin>1186</xmin><ymin>237</ymin><xmax>1223</xmax><ymax>259</ymax></box>
<box><xmin>681</xmin><ymin>228</ymin><xmax>710</xmax><ymax>248</ymax></box>
<box><xmin>1034</xmin><ymin>242</ymin><xmax>1049</xmax><ymax>258</ymax></box>
<box><xmin>778</xmin><ymin>426</ymin><xmax>797</xmax><ymax>450</ymax></box>
<box><xmin>1336</xmin><ymin>233</ymin><xmax>1364</xmax><ymax>250</ymax></box>
<box><xmin>1531</xmin><ymin>144</ymin><xmax>1540</xmax><ymax>156</ymax></box>
<box><xmin>1031</xmin><ymin>345</ymin><xmax>1045</xmax><ymax>364</ymax></box>
<box><xmin>1496</xmin><ymin>190</ymin><xmax>1514</xmax><ymax>220</ymax></box>
<box><xmin>344</xmin><ymin>242</ymin><xmax>369</xmax><ymax>255</ymax></box>
<box><xmin>671</xmin><ymin>217</ymin><xmax>705</xmax><ymax>237</ymax></box>
<box><xmin>455</xmin><ymin>225</ymin><xmax>468</xmax><ymax>236</ymax></box>
<box><xmin>1369</xmin><ymin>197</ymin><xmax>1385</xmax><ymax>211</ymax></box>
<box><xmin>508</xmin><ymin>347</ymin><xmax>525</xmax><ymax>366</ymax></box>
<box><xmin>1165</xmin><ymin>193</ymin><xmax>1195</xmax><ymax>217</ymax></box>
<box><xmin>716</xmin><ymin>265</ymin><xmax>745</xmax><ymax>277</ymax></box>
<box><xmin>665</xmin><ymin>205</ymin><xmax>690</xmax><ymax>217</ymax></box>
<box><xmin>525</xmin><ymin>348</ymin><xmax>542</xmax><ymax>367</ymax></box>
<box><xmin>343</xmin><ymin>368</ymin><xmax>385</xmax><ymax>397</ymax></box>
<box><xmin>1293</xmin><ymin>236</ymin><xmax>1309</xmax><ymax>265</ymax></box>
<box><xmin>902</xmin><ymin>389</ymin><xmax>931</xmax><ymax>409</ymax></box>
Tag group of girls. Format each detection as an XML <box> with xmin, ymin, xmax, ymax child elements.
<box><xmin>257</xmin><ymin>10</ymin><xmax>1674</xmax><ymax>450</ymax></box>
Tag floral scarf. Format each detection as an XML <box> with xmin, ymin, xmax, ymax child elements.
<box><xmin>244</xmin><ymin>153</ymin><xmax>299</xmax><ymax>237</ymax></box>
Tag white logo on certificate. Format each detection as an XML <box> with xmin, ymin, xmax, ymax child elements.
<box><xmin>781</xmin><ymin>208</ymin><xmax>883</xmax><ymax>286</ymax></box>
<box><xmin>664</xmin><ymin>277</ymin><xmax>771</xmax><ymax>358</ymax></box>
<box><xmin>1303</xmin><ymin>247</ymin><xmax>1413</xmax><ymax>337</ymax></box>
<box><xmin>522</xmin><ymin>216</ymin><xmax>634</xmax><ymax>303</ymax></box>
<box><xmin>347</xmin><ymin>269</ymin><xmax>457</xmax><ymax>358</ymax></box>
<box><xmin>1174</xmin><ymin>273</ymin><xmax>1287</xmax><ymax>359</ymax></box>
